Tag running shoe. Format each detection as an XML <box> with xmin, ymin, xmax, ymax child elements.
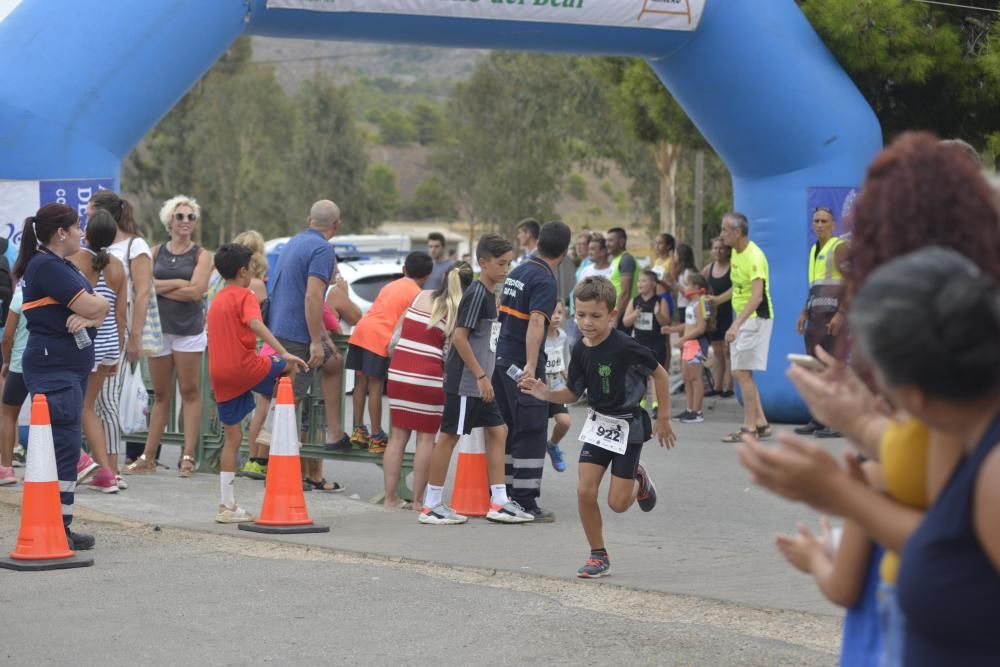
<box><xmin>115</xmin><ymin>475</ymin><xmax>128</xmax><ymax>490</ymax></box>
<box><xmin>815</xmin><ymin>427</ymin><xmax>843</xmax><ymax>439</ymax></box>
<box><xmin>368</xmin><ymin>431</ymin><xmax>388</xmax><ymax>454</ymax></box>
<box><xmin>680</xmin><ymin>411</ymin><xmax>704</xmax><ymax>424</ymax></box>
<box><xmin>12</xmin><ymin>445</ymin><xmax>25</xmax><ymax>467</ymax></box>
<box><xmin>418</xmin><ymin>503</ymin><xmax>468</xmax><ymax>525</ymax></box>
<box><xmin>87</xmin><ymin>468</ymin><xmax>119</xmax><ymax>494</ymax></box>
<box><xmin>546</xmin><ymin>441</ymin><xmax>567</xmax><ymax>472</ymax></box>
<box><xmin>577</xmin><ymin>551</ymin><xmax>610</xmax><ymax>579</ymax></box>
<box><xmin>672</xmin><ymin>409</ymin><xmax>693</xmax><ymax>422</ymax></box>
<box><xmin>486</xmin><ymin>501</ymin><xmax>535</xmax><ymax>524</ymax></box>
<box><xmin>349</xmin><ymin>425</ymin><xmax>371</xmax><ymax>449</ymax></box>
<box><xmin>635</xmin><ymin>461</ymin><xmax>657</xmax><ymax>512</ymax></box>
<box><xmin>238</xmin><ymin>460</ymin><xmax>267</xmax><ymax>480</ymax></box>
<box><xmin>0</xmin><ymin>465</ymin><xmax>16</xmax><ymax>486</ymax></box>
<box><xmin>77</xmin><ymin>452</ymin><xmax>100</xmax><ymax>483</ymax></box>
<box><xmin>215</xmin><ymin>504</ymin><xmax>254</xmax><ymax>524</ymax></box>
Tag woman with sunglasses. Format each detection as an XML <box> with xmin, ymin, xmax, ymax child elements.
<box><xmin>125</xmin><ymin>195</ymin><xmax>212</xmax><ymax>477</ymax></box>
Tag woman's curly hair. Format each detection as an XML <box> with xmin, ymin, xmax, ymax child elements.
<box><xmin>849</xmin><ymin>132</ymin><xmax>1000</xmax><ymax>292</ymax></box>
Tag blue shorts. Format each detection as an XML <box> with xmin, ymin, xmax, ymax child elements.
<box><xmin>217</xmin><ymin>355</ymin><xmax>286</xmax><ymax>426</ymax></box>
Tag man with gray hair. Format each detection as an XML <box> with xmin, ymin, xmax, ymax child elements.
<box><xmin>268</xmin><ymin>199</ymin><xmax>347</xmax><ymax>490</ymax></box>
<box><xmin>715</xmin><ymin>212</ymin><xmax>774</xmax><ymax>443</ymax></box>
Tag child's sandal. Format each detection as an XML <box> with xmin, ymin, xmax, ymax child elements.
<box><xmin>720</xmin><ymin>427</ymin><xmax>755</xmax><ymax>444</ymax></box>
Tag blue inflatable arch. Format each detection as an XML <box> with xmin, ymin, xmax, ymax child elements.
<box><xmin>0</xmin><ymin>0</ymin><xmax>882</xmax><ymax>420</ymax></box>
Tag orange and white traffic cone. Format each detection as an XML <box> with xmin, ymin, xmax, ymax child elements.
<box><xmin>449</xmin><ymin>427</ymin><xmax>490</xmax><ymax>517</ymax></box>
<box><xmin>239</xmin><ymin>378</ymin><xmax>329</xmax><ymax>534</ymax></box>
<box><xmin>0</xmin><ymin>395</ymin><xmax>94</xmax><ymax>571</ymax></box>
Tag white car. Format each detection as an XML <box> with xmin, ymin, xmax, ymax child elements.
<box><xmin>334</xmin><ymin>259</ymin><xmax>405</xmax><ymax>333</ymax></box>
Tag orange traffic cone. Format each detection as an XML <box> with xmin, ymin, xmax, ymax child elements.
<box><xmin>449</xmin><ymin>427</ymin><xmax>490</xmax><ymax>517</ymax></box>
<box><xmin>0</xmin><ymin>395</ymin><xmax>93</xmax><ymax>571</ymax></box>
<box><xmin>240</xmin><ymin>378</ymin><xmax>329</xmax><ymax>534</ymax></box>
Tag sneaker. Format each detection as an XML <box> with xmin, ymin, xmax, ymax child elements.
<box><xmin>368</xmin><ymin>431</ymin><xmax>388</xmax><ymax>454</ymax></box>
<box><xmin>418</xmin><ymin>503</ymin><xmax>468</xmax><ymax>525</ymax></box>
<box><xmin>66</xmin><ymin>530</ymin><xmax>96</xmax><ymax>551</ymax></box>
<box><xmin>635</xmin><ymin>461</ymin><xmax>657</xmax><ymax>512</ymax></box>
<box><xmin>77</xmin><ymin>452</ymin><xmax>100</xmax><ymax>483</ymax></box>
<box><xmin>525</xmin><ymin>506</ymin><xmax>555</xmax><ymax>523</ymax></box>
<box><xmin>238</xmin><ymin>460</ymin><xmax>266</xmax><ymax>480</ymax></box>
<box><xmin>672</xmin><ymin>409</ymin><xmax>693</xmax><ymax>422</ymax></box>
<box><xmin>87</xmin><ymin>468</ymin><xmax>119</xmax><ymax>494</ymax></box>
<box><xmin>793</xmin><ymin>421</ymin><xmax>822</xmax><ymax>435</ymax></box>
<box><xmin>12</xmin><ymin>445</ymin><xmax>25</xmax><ymax>467</ymax></box>
<box><xmin>324</xmin><ymin>435</ymin><xmax>352</xmax><ymax>452</ymax></box>
<box><xmin>0</xmin><ymin>465</ymin><xmax>16</xmax><ymax>486</ymax></box>
<box><xmin>680</xmin><ymin>411</ymin><xmax>704</xmax><ymax>424</ymax></box>
<box><xmin>115</xmin><ymin>475</ymin><xmax>128</xmax><ymax>490</ymax></box>
<box><xmin>486</xmin><ymin>500</ymin><xmax>535</xmax><ymax>524</ymax></box>
<box><xmin>216</xmin><ymin>504</ymin><xmax>254</xmax><ymax>524</ymax></box>
<box><xmin>546</xmin><ymin>441</ymin><xmax>566</xmax><ymax>472</ymax></box>
<box><xmin>577</xmin><ymin>551</ymin><xmax>611</xmax><ymax>579</ymax></box>
<box><xmin>815</xmin><ymin>427</ymin><xmax>843</xmax><ymax>439</ymax></box>
<box><xmin>349</xmin><ymin>425</ymin><xmax>371</xmax><ymax>449</ymax></box>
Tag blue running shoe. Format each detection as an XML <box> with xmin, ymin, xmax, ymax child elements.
<box><xmin>546</xmin><ymin>441</ymin><xmax>567</xmax><ymax>472</ymax></box>
<box><xmin>577</xmin><ymin>551</ymin><xmax>610</xmax><ymax>579</ymax></box>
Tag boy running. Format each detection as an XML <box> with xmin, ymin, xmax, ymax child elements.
<box><xmin>207</xmin><ymin>244</ymin><xmax>306</xmax><ymax>523</ymax></box>
<box><xmin>419</xmin><ymin>234</ymin><xmax>531</xmax><ymax>525</ymax></box>
<box><xmin>520</xmin><ymin>276</ymin><xmax>677</xmax><ymax>577</ymax></box>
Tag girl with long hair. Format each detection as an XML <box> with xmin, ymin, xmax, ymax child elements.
<box><xmin>382</xmin><ymin>261</ymin><xmax>474</xmax><ymax>508</ymax></box>
<box><xmin>68</xmin><ymin>211</ymin><xmax>127</xmax><ymax>492</ymax></box>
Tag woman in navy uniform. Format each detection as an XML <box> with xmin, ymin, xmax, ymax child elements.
<box><xmin>13</xmin><ymin>204</ymin><xmax>109</xmax><ymax>550</ymax></box>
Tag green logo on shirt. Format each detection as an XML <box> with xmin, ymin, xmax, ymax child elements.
<box><xmin>598</xmin><ymin>363</ymin><xmax>612</xmax><ymax>394</ymax></box>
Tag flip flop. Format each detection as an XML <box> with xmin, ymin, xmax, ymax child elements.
<box><xmin>721</xmin><ymin>427</ymin><xmax>755</xmax><ymax>443</ymax></box>
<box><xmin>304</xmin><ymin>478</ymin><xmax>344</xmax><ymax>493</ymax></box>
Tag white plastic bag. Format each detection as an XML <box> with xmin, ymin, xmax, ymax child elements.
<box><xmin>119</xmin><ymin>363</ymin><xmax>149</xmax><ymax>434</ymax></box>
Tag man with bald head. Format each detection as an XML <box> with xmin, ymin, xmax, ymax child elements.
<box><xmin>269</xmin><ymin>199</ymin><xmax>346</xmax><ymax>491</ymax></box>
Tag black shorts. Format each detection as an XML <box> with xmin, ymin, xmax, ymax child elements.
<box><xmin>548</xmin><ymin>403</ymin><xmax>568</xmax><ymax>417</ymax></box>
<box><xmin>440</xmin><ymin>393</ymin><xmax>505</xmax><ymax>436</ymax></box>
<box><xmin>2</xmin><ymin>371</ymin><xmax>28</xmax><ymax>407</ymax></box>
<box><xmin>577</xmin><ymin>410</ymin><xmax>651</xmax><ymax>480</ymax></box>
<box><xmin>345</xmin><ymin>343</ymin><xmax>390</xmax><ymax>380</ymax></box>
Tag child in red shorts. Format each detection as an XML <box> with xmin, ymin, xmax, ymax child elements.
<box><xmin>207</xmin><ymin>244</ymin><xmax>305</xmax><ymax>523</ymax></box>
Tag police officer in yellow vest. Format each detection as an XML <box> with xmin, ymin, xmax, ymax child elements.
<box><xmin>795</xmin><ymin>207</ymin><xmax>848</xmax><ymax>437</ymax></box>
<box><xmin>607</xmin><ymin>227</ymin><xmax>638</xmax><ymax>331</ymax></box>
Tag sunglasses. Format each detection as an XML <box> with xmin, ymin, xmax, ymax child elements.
<box><xmin>174</xmin><ymin>212</ymin><xmax>198</xmax><ymax>222</ymax></box>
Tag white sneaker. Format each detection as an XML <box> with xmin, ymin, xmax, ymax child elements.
<box><xmin>418</xmin><ymin>503</ymin><xmax>468</xmax><ymax>525</ymax></box>
<box><xmin>486</xmin><ymin>500</ymin><xmax>535</xmax><ymax>524</ymax></box>
<box><xmin>115</xmin><ymin>475</ymin><xmax>128</xmax><ymax>490</ymax></box>
<box><xmin>215</xmin><ymin>504</ymin><xmax>254</xmax><ymax>524</ymax></box>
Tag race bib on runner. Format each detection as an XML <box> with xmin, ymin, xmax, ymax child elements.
<box><xmin>636</xmin><ymin>312</ymin><xmax>654</xmax><ymax>331</ymax></box>
<box><xmin>489</xmin><ymin>320</ymin><xmax>501</xmax><ymax>352</ymax></box>
<box><xmin>578</xmin><ymin>409</ymin><xmax>629</xmax><ymax>455</ymax></box>
<box><xmin>545</xmin><ymin>347</ymin><xmax>565</xmax><ymax>374</ymax></box>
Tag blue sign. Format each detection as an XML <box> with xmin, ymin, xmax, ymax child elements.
<box><xmin>40</xmin><ymin>178</ymin><xmax>114</xmax><ymax>232</ymax></box>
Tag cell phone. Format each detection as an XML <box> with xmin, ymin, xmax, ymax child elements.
<box><xmin>787</xmin><ymin>353</ymin><xmax>826</xmax><ymax>372</ymax></box>
<box><xmin>506</xmin><ymin>364</ymin><xmax>525</xmax><ymax>381</ymax></box>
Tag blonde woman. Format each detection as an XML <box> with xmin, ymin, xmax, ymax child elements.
<box><xmin>126</xmin><ymin>195</ymin><xmax>212</xmax><ymax>477</ymax></box>
<box><xmin>382</xmin><ymin>262</ymin><xmax>473</xmax><ymax>508</ymax></box>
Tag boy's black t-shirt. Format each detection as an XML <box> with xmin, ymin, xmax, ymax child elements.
<box><xmin>567</xmin><ymin>329</ymin><xmax>659</xmax><ymax>416</ymax></box>
<box><xmin>631</xmin><ymin>294</ymin><xmax>665</xmax><ymax>350</ymax></box>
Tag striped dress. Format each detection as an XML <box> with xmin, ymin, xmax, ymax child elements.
<box><xmin>91</xmin><ymin>264</ymin><xmax>119</xmax><ymax>365</ymax></box>
<box><xmin>386</xmin><ymin>303</ymin><xmax>447</xmax><ymax>433</ymax></box>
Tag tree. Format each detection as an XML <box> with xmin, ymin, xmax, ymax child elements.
<box><xmin>801</xmin><ymin>0</ymin><xmax>1000</xmax><ymax>151</ymax></box>
<box><xmin>378</xmin><ymin>109</ymin><xmax>417</xmax><ymax>145</ymax></box>
<box><xmin>365</xmin><ymin>163</ymin><xmax>401</xmax><ymax>221</ymax></box>
<box><xmin>410</xmin><ymin>101</ymin><xmax>446</xmax><ymax>146</ymax></box>
<box><xmin>283</xmin><ymin>73</ymin><xmax>379</xmax><ymax>232</ymax></box>
<box><xmin>409</xmin><ymin>176</ymin><xmax>455</xmax><ymax>220</ymax></box>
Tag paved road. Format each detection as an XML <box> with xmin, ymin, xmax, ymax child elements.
<box><xmin>0</xmin><ymin>505</ymin><xmax>839</xmax><ymax>666</ymax></box>
<box><xmin>0</xmin><ymin>394</ymin><xmax>848</xmax><ymax>665</ymax></box>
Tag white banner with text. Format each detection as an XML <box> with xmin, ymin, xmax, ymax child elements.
<box><xmin>266</xmin><ymin>0</ymin><xmax>706</xmax><ymax>32</ymax></box>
